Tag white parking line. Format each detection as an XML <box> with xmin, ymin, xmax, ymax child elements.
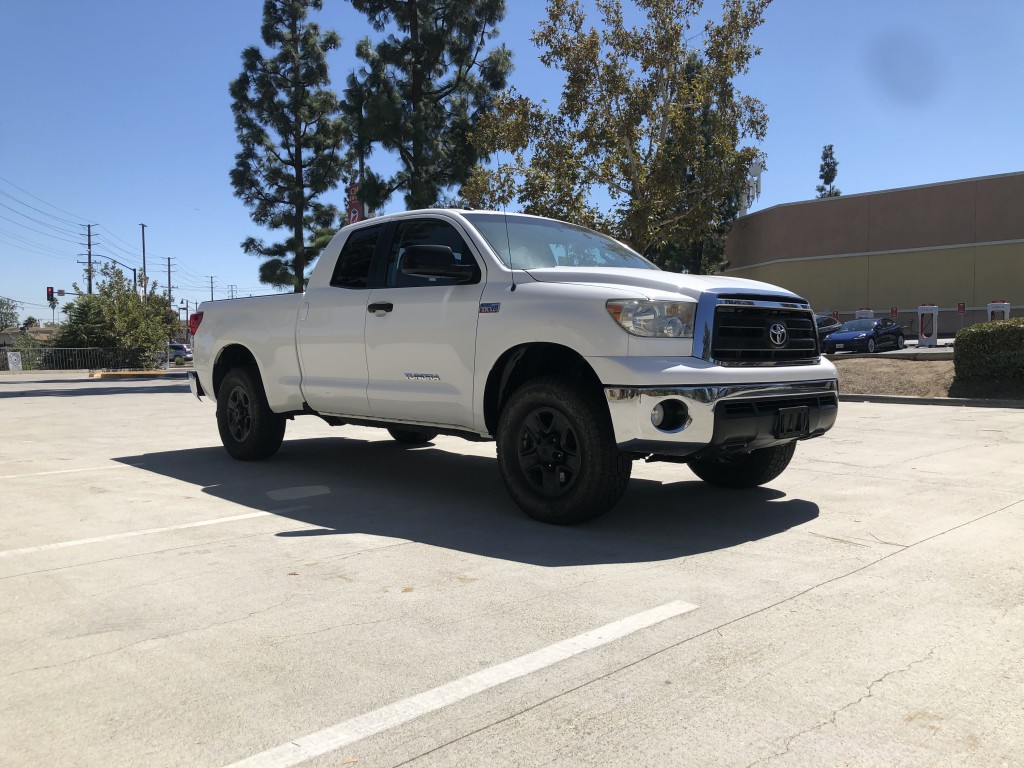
<box><xmin>224</xmin><ymin>600</ymin><xmax>700</xmax><ymax>768</ymax></box>
<box><xmin>0</xmin><ymin>508</ymin><xmax>309</xmax><ymax>558</ymax></box>
<box><xmin>0</xmin><ymin>464</ymin><xmax>144</xmax><ymax>480</ymax></box>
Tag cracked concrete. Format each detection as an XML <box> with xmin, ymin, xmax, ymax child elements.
<box><xmin>1</xmin><ymin>377</ymin><xmax>1022</xmax><ymax>768</ymax></box>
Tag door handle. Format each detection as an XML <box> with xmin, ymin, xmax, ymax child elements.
<box><xmin>367</xmin><ymin>302</ymin><xmax>394</xmax><ymax>314</ymax></box>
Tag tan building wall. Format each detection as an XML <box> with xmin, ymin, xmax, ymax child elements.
<box><xmin>724</xmin><ymin>172</ymin><xmax>1024</xmax><ymax>333</ymax></box>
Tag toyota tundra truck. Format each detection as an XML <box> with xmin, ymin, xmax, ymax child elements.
<box><xmin>188</xmin><ymin>209</ymin><xmax>838</xmax><ymax>524</ymax></box>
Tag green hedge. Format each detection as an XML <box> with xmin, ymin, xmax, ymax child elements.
<box><xmin>954</xmin><ymin>318</ymin><xmax>1024</xmax><ymax>381</ymax></box>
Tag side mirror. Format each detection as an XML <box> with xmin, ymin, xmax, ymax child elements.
<box><xmin>400</xmin><ymin>245</ymin><xmax>477</xmax><ymax>283</ymax></box>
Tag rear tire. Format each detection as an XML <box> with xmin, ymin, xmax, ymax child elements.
<box><xmin>496</xmin><ymin>376</ymin><xmax>631</xmax><ymax>524</ymax></box>
<box><xmin>688</xmin><ymin>442</ymin><xmax>796</xmax><ymax>488</ymax></box>
<box><xmin>896</xmin><ymin>335</ymin><xmax>906</xmax><ymax>349</ymax></box>
<box><xmin>387</xmin><ymin>428</ymin><xmax>438</xmax><ymax>445</ymax></box>
<box><xmin>216</xmin><ymin>367</ymin><xmax>286</xmax><ymax>460</ymax></box>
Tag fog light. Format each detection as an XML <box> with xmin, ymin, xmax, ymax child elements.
<box><xmin>651</xmin><ymin>403</ymin><xmax>665</xmax><ymax>427</ymax></box>
<box><xmin>650</xmin><ymin>399</ymin><xmax>690</xmax><ymax>432</ymax></box>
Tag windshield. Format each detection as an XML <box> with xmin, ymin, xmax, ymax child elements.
<box><xmin>462</xmin><ymin>213</ymin><xmax>658</xmax><ymax>271</ymax></box>
<box><xmin>840</xmin><ymin>319</ymin><xmax>877</xmax><ymax>331</ymax></box>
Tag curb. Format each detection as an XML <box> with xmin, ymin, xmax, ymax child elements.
<box><xmin>838</xmin><ymin>393</ymin><xmax>1024</xmax><ymax>409</ymax></box>
<box><xmin>88</xmin><ymin>370</ymin><xmax>191</xmax><ymax>380</ymax></box>
<box><xmin>827</xmin><ymin>350</ymin><xmax>954</xmax><ymax>361</ymax></box>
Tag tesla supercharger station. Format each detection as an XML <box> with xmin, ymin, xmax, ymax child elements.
<box><xmin>855</xmin><ymin>308</ymin><xmax>874</xmax><ymax>319</ymax></box>
<box><xmin>987</xmin><ymin>301</ymin><xmax>1011</xmax><ymax>321</ymax></box>
<box><xmin>917</xmin><ymin>304</ymin><xmax>939</xmax><ymax>347</ymax></box>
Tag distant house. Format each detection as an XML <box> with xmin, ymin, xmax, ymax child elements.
<box><xmin>0</xmin><ymin>326</ymin><xmax>57</xmax><ymax>347</ymax></box>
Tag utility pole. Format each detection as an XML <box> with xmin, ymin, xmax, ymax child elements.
<box><xmin>86</xmin><ymin>224</ymin><xmax>94</xmax><ymax>294</ymax></box>
<box><xmin>139</xmin><ymin>223</ymin><xmax>148</xmax><ymax>298</ymax></box>
<box><xmin>166</xmin><ymin>257</ymin><xmax>173</xmax><ymax>305</ymax></box>
<box><xmin>208</xmin><ymin>276</ymin><xmax>216</xmax><ymax>301</ymax></box>
<box><xmin>228</xmin><ymin>284</ymin><xmax>237</xmax><ymax>299</ymax></box>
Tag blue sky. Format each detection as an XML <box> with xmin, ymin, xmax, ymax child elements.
<box><xmin>2</xmin><ymin>0</ymin><xmax>1022</xmax><ymax>323</ymax></box>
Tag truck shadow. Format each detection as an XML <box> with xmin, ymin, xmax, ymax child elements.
<box><xmin>115</xmin><ymin>437</ymin><xmax>819</xmax><ymax>567</ymax></box>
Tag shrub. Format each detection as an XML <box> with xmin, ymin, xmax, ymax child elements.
<box><xmin>954</xmin><ymin>318</ymin><xmax>1024</xmax><ymax>382</ymax></box>
<box><xmin>174</xmin><ymin>355</ymin><xmax>185</xmax><ymax>366</ymax></box>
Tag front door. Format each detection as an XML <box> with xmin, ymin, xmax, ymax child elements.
<box><xmin>364</xmin><ymin>217</ymin><xmax>485</xmax><ymax>429</ymax></box>
<box><xmin>297</xmin><ymin>224</ymin><xmax>382</xmax><ymax>417</ymax></box>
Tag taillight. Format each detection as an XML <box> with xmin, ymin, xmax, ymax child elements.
<box><xmin>188</xmin><ymin>311</ymin><xmax>204</xmax><ymax>336</ymax></box>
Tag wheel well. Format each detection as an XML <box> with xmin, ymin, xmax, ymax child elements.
<box><xmin>213</xmin><ymin>344</ymin><xmax>259</xmax><ymax>398</ymax></box>
<box><xmin>483</xmin><ymin>343</ymin><xmax>603</xmax><ymax>436</ymax></box>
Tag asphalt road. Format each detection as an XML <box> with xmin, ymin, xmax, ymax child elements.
<box><xmin>1</xmin><ymin>373</ymin><xmax>1021</xmax><ymax>768</ymax></box>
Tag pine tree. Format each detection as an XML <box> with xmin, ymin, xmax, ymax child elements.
<box><xmin>816</xmin><ymin>144</ymin><xmax>841</xmax><ymax>198</ymax></box>
<box><xmin>230</xmin><ymin>0</ymin><xmax>349</xmax><ymax>292</ymax></box>
<box><xmin>343</xmin><ymin>0</ymin><xmax>512</xmax><ymax>211</ymax></box>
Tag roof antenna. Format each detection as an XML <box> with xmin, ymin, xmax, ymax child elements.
<box><xmin>499</xmin><ymin>153</ymin><xmax>516</xmax><ymax>292</ymax></box>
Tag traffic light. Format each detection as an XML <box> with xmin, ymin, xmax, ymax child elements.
<box><xmin>46</xmin><ymin>286</ymin><xmax>54</xmax><ymax>302</ymax></box>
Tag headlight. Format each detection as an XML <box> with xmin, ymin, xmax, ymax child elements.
<box><xmin>606</xmin><ymin>299</ymin><xmax>695</xmax><ymax>338</ymax></box>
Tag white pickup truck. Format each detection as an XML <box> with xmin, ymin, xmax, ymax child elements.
<box><xmin>188</xmin><ymin>209</ymin><xmax>838</xmax><ymax>524</ymax></box>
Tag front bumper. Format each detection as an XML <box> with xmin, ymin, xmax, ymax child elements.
<box><xmin>605</xmin><ymin>378</ymin><xmax>838</xmax><ymax>457</ymax></box>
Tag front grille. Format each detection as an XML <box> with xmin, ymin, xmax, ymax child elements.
<box><xmin>712</xmin><ymin>306</ymin><xmax>819</xmax><ymax>364</ymax></box>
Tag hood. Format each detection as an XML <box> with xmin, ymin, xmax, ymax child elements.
<box><xmin>523</xmin><ymin>267</ymin><xmax>803</xmax><ymax>302</ymax></box>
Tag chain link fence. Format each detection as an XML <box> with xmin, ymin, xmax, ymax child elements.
<box><xmin>0</xmin><ymin>347</ymin><xmax>162</xmax><ymax>372</ymax></box>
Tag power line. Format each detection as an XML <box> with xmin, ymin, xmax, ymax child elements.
<box><xmin>0</xmin><ymin>191</ymin><xmax>84</xmax><ymax>228</ymax></box>
<box><xmin>0</xmin><ymin>214</ymin><xmax>83</xmax><ymax>243</ymax></box>
<box><xmin>0</xmin><ymin>237</ymin><xmax>77</xmax><ymax>261</ymax></box>
<box><xmin>0</xmin><ymin>175</ymin><xmax>91</xmax><ymax>223</ymax></box>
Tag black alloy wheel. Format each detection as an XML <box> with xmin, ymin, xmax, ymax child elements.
<box><xmin>225</xmin><ymin>384</ymin><xmax>253</xmax><ymax>443</ymax></box>
<box><xmin>515</xmin><ymin>406</ymin><xmax>582</xmax><ymax>498</ymax></box>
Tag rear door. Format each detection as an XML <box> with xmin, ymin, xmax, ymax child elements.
<box><xmin>297</xmin><ymin>224</ymin><xmax>382</xmax><ymax>416</ymax></box>
<box><xmin>363</xmin><ymin>216</ymin><xmax>485</xmax><ymax>428</ymax></box>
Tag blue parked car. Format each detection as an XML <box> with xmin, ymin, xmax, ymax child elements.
<box><xmin>823</xmin><ymin>317</ymin><xmax>906</xmax><ymax>354</ymax></box>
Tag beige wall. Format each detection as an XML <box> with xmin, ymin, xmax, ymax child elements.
<box><xmin>725</xmin><ymin>172</ymin><xmax>1024</xmax><ymax>332</ymax></box>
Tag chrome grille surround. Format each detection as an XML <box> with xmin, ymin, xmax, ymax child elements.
<box><xmin>692</xmin><ymin>290</ymin><xmax>820</xmax><ymax>366</ymax></box>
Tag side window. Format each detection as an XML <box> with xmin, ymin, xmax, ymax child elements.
<box><xmin>386</xmin><ymin>219</ymin><xmax>478</xmax><ymax>288</ymax></box>
<box><xmin>330</xmin><ymin>225</ymin><xmax>381</xmax><ymax>289</ymax></box>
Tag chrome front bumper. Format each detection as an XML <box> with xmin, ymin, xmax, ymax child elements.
<box><xmin>605</xmin><ymin>379</ymin><xmax>839</xmax><ymax>457</ymax></box>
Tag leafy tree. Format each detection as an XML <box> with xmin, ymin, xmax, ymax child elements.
<box><xmin>0</xmin><ymin>297</ymin><xmax>20</xmax><ymax>329</ymax></box>
<box><xmin>230</xmin><ymin>0</ymin><xmax>349</xmax><ymax>292</ymax></box>
<box><xmin>344</xmin><ymin>0</ymin><xmax>512</xmax><ymax>210</ymax></box>
<box><xmin>816</xmin><ymin>143</ymin><xmax>840</xmax><ymax>198</ymax></box>
<box><xmin>23</xmin><ymin>315</ymin><xmax>39</xmax><ymax>328</ymax></box>
<box><xmin>464</xmin><ymin>0</ymin><xmax>769</xmax><ymax>274</ymax></box>
<box><xmin>52</xmin><ymin>263</ymin><xmax>168</xmax><ymax>366</ymax></box>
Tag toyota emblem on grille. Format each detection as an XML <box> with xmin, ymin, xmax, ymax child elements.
<box><xmin>768</xmin><ymin>322</ymin><xmax>788</xmax><ymax>347</ymax></box>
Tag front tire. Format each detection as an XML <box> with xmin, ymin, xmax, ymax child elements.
<box><xmin>866</xmin><ymin>338</ymin><xmax>877</xmax><ymax>353</ymax></box>
<box><xmin>496</xmin><ymin>377</ymin><xmax>631</xmax><ymax>524</ymax></box>
<box><xmin>216</xmin><ymin>367</ymin><xmax>286</xmax><ymax>460</ymax></box>
<box><xmin>688</xmin><ymin>442</ymin><xmax>796</xmax><ymax>488</ymax></box>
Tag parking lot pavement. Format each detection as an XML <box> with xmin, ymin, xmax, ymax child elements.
<box><xmin>1</xmin><ymin>373</ymin><xmax>1022</xmax><ymax>768</ymax></box>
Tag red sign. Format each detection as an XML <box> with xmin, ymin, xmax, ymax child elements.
<box><xmin>347</xmin><ymin>183</ymin><xmax>365</xmax><ymax>224</ymax></box>
<box><xmin>890</xmin><ymin>306</ymin><xmax>898</xmax><ymax>318</ymax></box>
<box><xmin>957</xmin><ymin>302</ymin><xmax>966</xmax><ymax>314</ymax></box>
<box><xmin>831</xmin><ymin>310</ymin><xmax>839</xmax><ymax>320</ymax></box>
